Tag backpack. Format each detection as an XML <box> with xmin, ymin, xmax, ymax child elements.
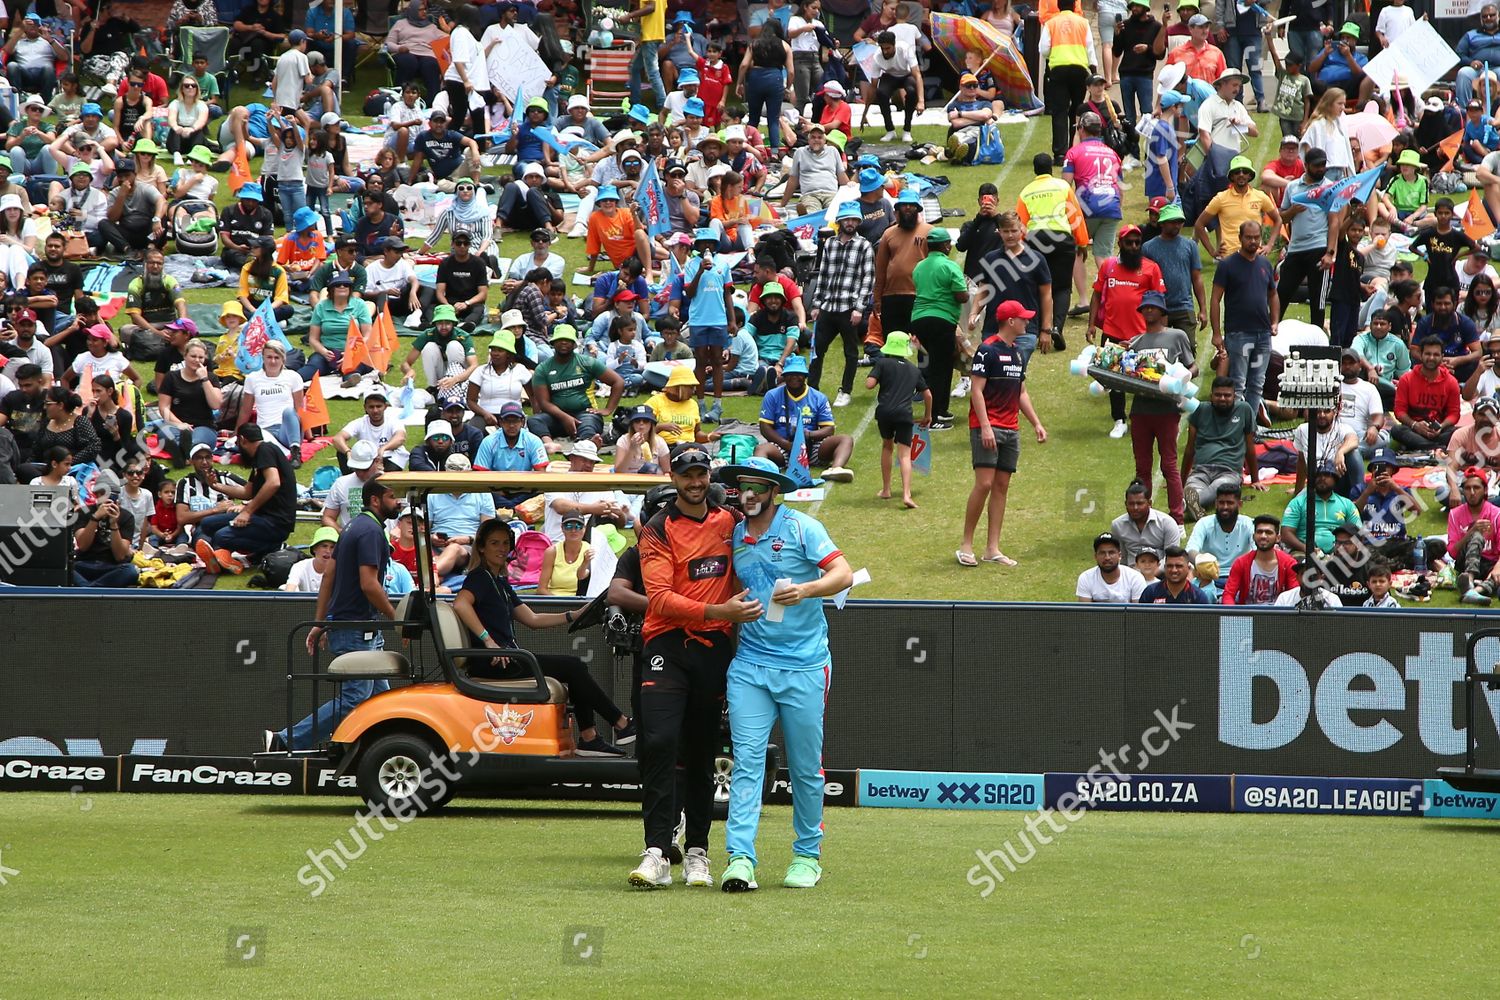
<box><xmin>946</xmin><ymin>123</ymin><xmax>1005</xmax><ymax>166</ymax></box>
<box><xmin>126</xmin><ymin>326</ymin><xmax>168</xmax><ymax>362</ymax></box>
<box><xmin>309</xmin><ymin>464</ymin><xmax>340</xmax><ymax>498</ymax></box>
<box><xmin>363</xmin><ymin>87</ymin><xmax>403</xmax><ymax>118</ymax></box>
<box><xmin>247</xmin><ymin>546</ymin><xmax>306</xmax><ymax>590</ymax></box>
<box><xmin>718</xmin><ymin>433</ymin><xmax>756</xmax><ymax>464</ymax></box>
<box><xmin>757</xmin><ymin>229</ymin><xmax>799</xmax><ymax>274</ymax></box>
<box><xmin>507</xmin><ymin>530</ymin><xmax>552</xmax><ymax>588</ymax></box>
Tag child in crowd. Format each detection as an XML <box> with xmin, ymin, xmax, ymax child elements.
<box><xmin>649</xmin><ymin>315</ymin><xmax>693</xmax><ymax>362</ymax></box>
<box><xmin>1383</xmin><ymin>150</ymin><xmax>1431</xmax><ymax>233</ymax></box>
<box><xmin>1135</xmin><ymin>548</ymin><xmax>1161</xmax><ymax>585</ymax></box>
<box><xmin>605</xmin><ymin>313</ymin><xmax>647</xmax><ymax>394</ymax></box>
<box><xmin>168</xmin><ymin>146</ymin><xmax>219</xmax><ymax>201</ymax></box>
<box><xmin>304</xmin><ymin>131</ymin><xmax>336</xmax><ymax>229</ymax></box>
<box><xmin>118</xmin><ymin>459</ymin><xmax>156</xmax><ymax>546</ymax></box>
<box><xmin>1265</xmin><ymin>38</ymin><xmax>1312</xmax><ymax>139</ymax></box>
<box><xmin>1363</xmin><ymin>560</ymin><xmax>1403</xmax><ymax>607</ymax></box>
<box><xmin>614</xmin><ymin>403</ymin><xmax>671</xmax><ymax>473</ymax></box>
<box><xmin>148</xmin><ymin>477</ymin><xmax>183</xmax><ymax>546</ymax></box>
<box><xmin>864</xmin><ymin>331</ymin><xmax>931</xmax><ymax>510</ymax></box>
<box><xmin>1358</xmin><ymin>217</ymin><xmax>1400</xmax><ymax>292</ymax></box>
<box><xmin>648</xmin><ymin>364</ymin><xmax>718</xmax><ymax>447</ymax></box>
<box><xmin>1194</xmin><ymin>554</ymin><xmax>1222</xmax><ymax>603</ymax></box>
<box><xmin>284</xmin><ymin>526</ymin><xmax>340</xmax><ymax>592</ymax></box>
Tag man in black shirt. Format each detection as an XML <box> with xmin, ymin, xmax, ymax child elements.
<box><xmin>0</xmin><ymin>362</ymin><xmax>46</xmax><ymax>470</ymax></box>
<box><xmin>352</xmin><ymin>189</ymin><xmax>404</xmax><ymax>258</ymax></box>
<box><xmin>1113</xmin><ymin>0</ymin><xmax>1163</xmax><ymax>152</ymax></box>
<box><xmin>218</xmin><ymin>182</ymin><xmax>275</xmax><ymax>273</ymax></box>
<box><xmin>230</xmin><ymin>0</ymin><xmax>289</xmax><ymax>79</ymax></box>
<box><xmin>428</xmin><ymin>231</ymin><xmax>488</xmax><ymax>325</ymax></box>
<box><xmin>38</xmin><ymin>234</ymin><xmax>81</xmax><ymax>323</ymax></box>
<box><xmin>73</xmin><ymin>492</ymin><xmax>140</xmax><ymax>587</ymax></box>
<box><xmin>193</xmin><ymin>423</ymin><xmax>296</xmax><ymax>573</ymax></box>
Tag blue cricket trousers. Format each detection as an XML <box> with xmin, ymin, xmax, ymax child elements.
<box><xmin>724</xmin><ymin>658</ymin><xmax>830</xmax><ymax>866</ymax></box>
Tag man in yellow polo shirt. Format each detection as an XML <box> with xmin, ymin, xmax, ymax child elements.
<box><xmin>1193</xmin><ymin>155</ymin><xmax>1281</xmax><ymax>259</ymax></box>
<box><xmin>1039</xmin><ymin>0</ymin><xmax>1097</xmax><ymax>160</ymax></box>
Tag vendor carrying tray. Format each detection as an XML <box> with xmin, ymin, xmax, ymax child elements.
<box><xmin>1086</xmin><ymin>365</ymin><xmax>1183</xmax><ymax>402</ymax></box>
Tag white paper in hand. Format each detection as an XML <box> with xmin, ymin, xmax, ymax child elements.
<box><xmin>766</xmin><ymin>577</ymin><xmax>793</xmax><ymax>622</ymax></box>
<box><xmin>832</xmin><ymin>568</ymin><xmax>872</xmax><ymax>610</ymax></box>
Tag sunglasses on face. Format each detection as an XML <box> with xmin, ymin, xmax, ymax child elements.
<box><xmin>739</xmin><ymin>481</ymin><xmax>774</xmax><ymax>495</ymax></box>
<box><xmin>129</xmin><ymin>80</ymin><xmax>143</xmax><ymax>87</ymax></box>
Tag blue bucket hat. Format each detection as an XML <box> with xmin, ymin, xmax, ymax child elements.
<box><xmin>858</xmin><ymin>167</ymin><xmax>885</xmax><ymax>194</ymax></box>
<box><xmin>836</xmin><ymin>201</ymin><xmax>864</xmax><ymax>221</ymax></box>
<box><xmin>856</xmin><ymin>154</ymin><xmax>881</xmax><ymax>169</ymax></box>
<box><xmin>628</xmin><ymin>104</ymin><xmax>652</xmax><ymax>125</ymax></box>
<box><xmin>673</xmin><ymin>10</ymin><xmax>694</xmax><ymax>21</ymax></box>
<box><xmin>596</xmin><ymin>184</ymin><xmax>621</xmax><ymax>202</ymax></box>
<box><xmin>80</xmin><ymin>102</ymin><xmax>102</xmax><ymax>118</ymax></box>
<box><xmin>291</xmin><ymin>206</ymin><xmax>320</xmax><ymax>231</ymax></box>
<box><xmin>1136</xmin><ymin>290</ymin><xmax>1168</xmax><ymax>314</ymax></box>
<box><xmin>782</xmin><ymin>355</ymin><xmax>810</xmax><ymax>375</ymax></box>
<box><xmin>679</xmin><ymin>68</ymin><xmax>700</xmax><ymax>86</ymax></box>
<box><xmin>719</xmin><ymin>455</ymin><xmax>798</xmax><ymax>493</ymax></box>
<box><xmin>895</xmin><ymin>189</ymin><xmax>922</xmax><ymax>206</ymax></box>
<box><xmin>237</xmin><ymin>182</ymin><xmax>264</xmax><ymax>202</ymax></box>
<box><xmin>684</xmin><ymin>96</ymin><xmax>706</xmax><ymax>117</ymax></box>
<box><xmin>693</xmin><ymin>227</ymin><xmax>719</xmax><ymax>243</ymax></box>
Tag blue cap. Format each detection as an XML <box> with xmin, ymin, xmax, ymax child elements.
<box><xmin>291</xmin><ymin>206</ymin><xmax>320</xmax><ymax>231</ymax></box>
<box><xmin>684</xmin><ymin>97</ymin><xmax>706</xmax><ymax>117</ymax></box>
<box><xmin>1315</xmin><ymin>460</ymin><xmax>1338</xmax><ymax>476</ymax></box>
<box><xmin>237</xmin><ymin>182</ymin><xmax>263</xmax><ymax>202</ymax></box>
<box><xmin>1136</xmin><ymin>290</ymin><xmax>1168</xmax><ymax>314</ymax></box>
<box><xmin>679</xmin><ymin>69</ymin><xmax>700</xmax><ymax>86</ymax></box>
<box><xmin>836</xmin><ymin>201</ymin><xmax>864</xmax><ymax>221</ymax></box>
<box><xmin>596</xmin><ymin>185</ymin><xmax>621</xmax><ymax>202</ymax></box>
<box><xmin>80</xmin><ymin>102</ymin><xmax>102</xmax><ymax>118</ymax></box>
<box><xmin>858</xmin><ymin>167</ymin><xmax>885</xmax><ymax>194</ymax></box>
<box><xmin>287</xmin><ymin>28</ymin><xmax>306</xmax><ymax>44</ymax></box>
<box><xmin>628</xmin><ymin>104</ymin><xmax>652</xmax><ymax>124</ymax></box>
<box><xmin>1368</xmin><ymin>448</ymin><xmax>1398</xmax><ymax>470</ymax></box>
<box><xmin>782</xmin><ymin>355</ymin><xmax>810</xmax><ymax>375</ymax></box>
<box><xmin>895</xmin><ymin>189</ymin><xmax>923</xmax><ymax>206</ymax></box>
<box><xmin>1160</xmin><ymin>90</ymin><xmax>1187</xmax><ymax>108</ymax></box>
<box><xmin>673</xmin><ymin>10</ymin><xmax>695</xmax><ymax>21</ymax></box>
<box><xmin>23</xmin><ymin>12</ymin><xmax>40</xmax><ymax>21</ymax></box>
<box><xmin>694</xmin><ymin>227</ymin><xmax>719</xmax><ymax>243</ymax></box>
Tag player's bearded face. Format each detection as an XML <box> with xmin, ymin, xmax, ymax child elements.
<box><xmin>740</xmin><ymin>489</ymin><xmax>765</xmax><ymax>516</ymax></box>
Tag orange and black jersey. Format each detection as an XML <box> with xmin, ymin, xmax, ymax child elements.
<box><xmin>639</xmin><ymin>501</ymin><xmax>744</xmax><ymax>644</ymax></box>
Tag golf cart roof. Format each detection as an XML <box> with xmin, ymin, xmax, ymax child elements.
<box><xmin>380</xmin><ymin>471</ymin><xmax>670</xmax><ymax>497</ymax></box>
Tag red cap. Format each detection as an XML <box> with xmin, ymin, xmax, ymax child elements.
<box><xmin>613</xmin><ymin>289</ymin><xmax>639</xmax><ymax>302</ymax></box>
<box><xmin>1118</xmin><ymin>224</ymin><xmax>1143</xmax><ymax>240</ymax></box>
<box><xmin>1147</xmin><ymin>197</ymin><xmax>1168</xmax><ymax>212</ymax></box>
<box><xmin>14</xmin><ymin>308</ymin><xmax>36</xmax><ymax>322</ymax></box>
<box><xmin>994</xmin><ymin>300</ymin><xmax>1037</xmax><ymax>322</ymax></box>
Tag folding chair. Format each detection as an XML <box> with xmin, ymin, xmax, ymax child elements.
<box><xmin>587</xmin><ymin>41</ymin><xmax>635</xmax><ymax>115</ymax></box>
<box><xmin>171</xmin><ymin>25</ymin><xmax>231</xmax><ymax>96</ymax></box>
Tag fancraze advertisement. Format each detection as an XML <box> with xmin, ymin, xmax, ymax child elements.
<box><xmin>4</xmin><ymin>596</ymin><xmax>1500</xmax><ymax>778</ymax></box>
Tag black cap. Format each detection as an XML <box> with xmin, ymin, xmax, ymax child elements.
<box><xmin>335</xmin><ymin>235</ymin><xmax>359</xmax><ymax>251</ymax></box>
<box><xmin>670</xmin><ymin>444</ymin><xmax>713</xmax><ymax>473</ymax></box>
<box><xmin>665</xmin><ymin>158</ymin><xmax>687</xmax><ymax>175</ymax></box>
<box><xmin>452</xmin><ymin>230</ymin><xmax>472</xmax><ymax>243</ymax></box>
<box><xmin>1331</xmin><ymin>522</ymin><xmax>1357</xmax><ymax>536</ymax></box>
<box><xmin>1093</xmin><ymin>531</ymin><xmax>1120</xmax><ymax>551</ymax></box>
<box><xmin>530</xmin><ymin>227</ymin><xmax>554</xmax><ymax>243</ymax></box>
<box><xmin>114</xmin><ymin>156</ymin><xmax>135</xmax><ymax>172</ymax></box>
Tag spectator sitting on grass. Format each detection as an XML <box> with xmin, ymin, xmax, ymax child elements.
<box><xmin>400</xmin><ymin>304</ymin><xmax>477</xmax><ymax>405</ymax></box>
<box><xmin>756</xmin><ymin>355</ymin><xmax>855</xmax><ymax>483</ymax></box>
<box><xmin>173</xmin><ymin>442</ymin><xmax>244</xmax><ymax>541</ymax></box>
<box><xmin>1139</xmin><ymin>545</ymin><xmax>1211</xmax><ymax>604</ymax></box>
<box><xmin>1109</xmin><ymin>480</ymin><xmax>1182</xmax><ymax>567</ymax></box>
<box><xmin>1185</xmin><ymin>482</ymin><xmax>1253</xmax><ymax>587</ymax></box>
<box><xmin>648</xmin><ymin>365</ymin><xmax>719</xmax><ymax>448</ymax></box>
<box><xmin>1362</xmin><ymin>560</ymin><xmax>1402</xmax><ymax>607</ymax></box>
<box><xmin>1133</xmin><ymin>548</ymin><xmax>1161</xmax><ymax>585</ymax></box>
<box><xmin>1292</xmin><ymin>405</ymin><xmax>1361</xmax><ymax>499</ymax></box>
<box><xmin>1322</xmin><ymin>522</ymin><xmax>1371</xmax><ymax>604</ymax></box>
<box><xmin>527</xmin><ymin>324</ymin><xmax>625</xmax><ymax>453</ymax></box>
<box><xmin>409</xmin><ymin>419</ymin><xmax>461</xmax><ymax>473</ymax></box>
<box><xmin>333</xmin><ymin>391</ymin><xmax>408</xmax><ymax>473</ymax></box>
<box><xmin>192</xmin><ymin>422</ymin><xmax>296</xmax><ymax>575</ymax></box>
<box><xmin>542</xmin><ymin>440</ymin><xmax>630</xmax><ymax>542</ymax></box>
<box><xmin>1282</xmin><ymin>462</ymin><xmax>1361</xmax><ymax>555</ymax></box>
<box><xmin>282</xmin><ymin>525</ymin><xmax>339</xmax><ymax>592</ymax></box>
<box><xmin>428</xmin><ymin>452</ymin><xmax>495</xmax><ymax>579</ymax></box>
<box><xmin>1440</xmin><ymin>395</ymin><xmax>1500</xmax><ymax>507</ymax></box>
<box><xmin>649</xmin><ymin>318</ymin><xmax>694</xmax><ymax>362</ymax></box>
<box><xmin>473</xmin><ymin>401</ymin><xmax>550</xmax><ymax>474</ymax></box>
<box><xmin>1448</xmin><ymin>467</ymin><xmax>1500</xmax><ymax>605</ymax></box>
<box><xmin>1391</xmin><ymin>335</ymin><xmax>1461</xmax><ymax>451</ymax></box>
<box><xmin>1076</xmin><ymin>530</ymin><xmax>1146</xmax><ymax>602</ymax></box>
<box><xmin>321</xmin><ymin>439</ymin><xmax>383</xmax><ymax>529</ymax></box>
<box><xmin>614</xmin><ymin>404</ymin><xmax>671</xmax><ymax>474</ymax></box>
<box><xmin>73</xmin><ymin>485</ymin><xmax>138</xmax><ymax>587</ymax></box>
<box><xmin>1352</xmin><ymin>448</ymin><xmax>1424</xmax><ymax>572</ymax></box>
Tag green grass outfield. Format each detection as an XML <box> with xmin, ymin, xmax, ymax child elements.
<box><xmin>144</xmin><ymin>91</ymin><xmax>1456</xmax><ymax>602</ymax></box>
<box><xmin>0</xmin><ymin>793</ymin><xmax>1497</xmax><ymax>996</ymax></box>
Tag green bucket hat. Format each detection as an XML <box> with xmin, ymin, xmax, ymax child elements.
<box><xmin>133</xmin><ymin>138</ymin><xmax>162</xmax><ymax>156</ymax></box>
<box><xmin>1228</xmin><ymin>155</ymin><xmax>1254</xmax><ymax>175</ymax></box>
<box><xmin>1338</xmin><ymin>21</ymin><xmax>1360</xmax><ymax>40</ymax></box>
<box><xmin>1157</xmin><ymin>203</ymin><xmax>1186</xmax><ymax>223</ymax></box>
<box><xmin>1397</xmin><ymin>148</ymin><xmax>1421</xmax><ymax>166</ymax></box>
<box><xmin>431</xmin><ymin>304</ymin><xmax>458</xmax><ymax>324</ymax></box>
<box><xmin>550</xmin><ymin>324</ymin><xmax>579</xmax><ymax>343</ymax></box>
<box><xmin>881</xmin><ymin>331</ymin><xmax>914</xmax><ymax>358</ymax></box>
<box><xmin>488</xmin><ymin>331</ymin><xmax>518</xmax><ymax>354</ymax></box>
<box><xmin>311</xmin><ymin>526</ymin><xmax>339</xmax><ymax>548</ymax></box>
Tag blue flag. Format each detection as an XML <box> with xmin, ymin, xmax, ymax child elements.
<box><xmin>785</xmin><ymin>411</ymin><xmax>816</xmax><ymax>489</ymax></box>
<box><xmin>397</xmin><ymin>376</ymin><xmax>416</xmax><ymax>421</ymax></box>
<box><xmin>490</xmin><ymin>86</ymin><xmax>527</xmax><ymax>145</ymax></box>
<box><xmin>1288</xmin><ymin>163</ymin><xmax>1385</xmax><ymax>214</ymax></box>
<box><xmin>636</xmin><ymin>157</ymin><xmax>672</xmax><ymax>238</ymax></box>
<box><xmin>532</xmin><ymin>125</ymin><xmax>598</xmax><ymax>157</ymax></box>
<box><xmin>234</xmin><ymin>298</ymin><xmax>292</xmax><ymax>375</ymax></box>
<box><xmin>911</xmin><ymin>426</ymin><xmax>932</xmax><ymax>477</ymax></box>
<box><xmin>783</xmin><ymin>210</ymin><xmax>828</xmax><ymax>240</ymax></box>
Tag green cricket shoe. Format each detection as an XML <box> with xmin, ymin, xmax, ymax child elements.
<box><xmin>720</xmin><ymin>855</ymin><xmax>758</xmax><ymax>893</ymax></box>
<box><xmin>782</xmin><ymin>855</ymin><xmax>822</xmax><ymax>888</ymax></box>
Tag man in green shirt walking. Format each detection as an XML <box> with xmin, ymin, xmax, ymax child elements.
<box><xmin>909</xmin><ymin>229</ymin><xmax>969</xmax><ymax>429</ymax></box>
<box><xmin>526</xmin><ymin>324</ymin><xmax>626</xmax><ymax>452</ymax></box>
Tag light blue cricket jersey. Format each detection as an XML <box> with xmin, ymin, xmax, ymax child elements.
<box><xmin>732</xmin><ymin>505</ymin><xmax>841</xmax><ymax>670</ymax></box>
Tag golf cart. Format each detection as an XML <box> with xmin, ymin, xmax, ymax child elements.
<box><xmin>281</xmin><ymin>470</ymin><xmax>667</xmax><ymax>814</ymax></box>
<box><xmin>1436</xmin><ymin>628</ymin><xmax>1500</xmax><ymax>793</ymax></box>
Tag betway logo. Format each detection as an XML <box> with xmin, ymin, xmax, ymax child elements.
<box><xmin>1430</xmin><ymin>791</ymin><xmax>1498</xmax><ymax>813</ymax></box>
<box><xmin>130</xmin><ymin>762</ymin><xmax>292</xmax><ymax>787</ymax></box>
<box><xmin>864</xmin><ymin>782</ymin><xmax>928</xmax><ymax>802</ymax></box>
<box><xmin>1219</xmin><ymin>618</ymin><xmax>1500</xmax><ymax>755</ymax></box>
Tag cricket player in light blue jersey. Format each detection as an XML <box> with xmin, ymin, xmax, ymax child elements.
<box><xmin>718</xmin><ymin>456</ymin><xmax>852</xmax><ymax>891</ymax></box>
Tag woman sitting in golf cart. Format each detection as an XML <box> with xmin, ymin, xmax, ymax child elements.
<box><xmin>453</xmin><ymin>519</ymin><xmax>635</xmax><ymax>758</ymax></box>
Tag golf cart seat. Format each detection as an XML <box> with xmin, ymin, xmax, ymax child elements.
<box><xmin>326</xmin><ymin>651</ymin><xmax>410</xmax><ymax>677</ymax></box>
<box><xmin>433</xmin><ymin>601</ymin><xmax>567</xmax><ymax>705</ymax></box>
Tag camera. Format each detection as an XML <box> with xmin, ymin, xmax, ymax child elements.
<box><xmin>604</xmin><ymin>607</ymin><xmax>642</xmax><ymax>653</ymax></box>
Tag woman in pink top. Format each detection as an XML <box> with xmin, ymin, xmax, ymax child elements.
<box><xmin>384</xmin><ymin>1</ymin><xmax>449</xmax><ymax>104</ymax></box>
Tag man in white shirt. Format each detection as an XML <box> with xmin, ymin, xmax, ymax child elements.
<box><xmin>1338</xmin><ymin>348</ymin><xmax>1388</xmax><ymax>457</ymax></box>
<box><xmin>542</xmin><ymin>439</ymin><xmax>630</xmax><ymax>541</ymax></box>
<box><xmin>321</xmin><ymin>439</ymin><xmax>383</xmax><ymax>529</ymax></box>
<box><xmin>365</xmin><ymin>237</ymin><xmax>421</xmax><ymax>321</ymax></box>
<box><xmin>1077</xmin><ymin>531</ymin><xmax>1147</xmax><ymax>601</ymax></box>
<box><xmin>1198</xmin><ymin>68</ymin><xmax>1257</xmax><ymax>156</ymax></box>
<box><xmin>1292</xmin><ymin>405</ymin><xmax>1361</xmax><ymax>498</ymax></box>
<box><xmin>872</xmin><ymin>29</ymin><xmax>922</xmax><ymax>142</ymax></box>
<box><xmin>334</xmin><ymin>392</ymin><xmax>409</xmax><ymax>472</ymax></box>
<box><xmin>273</xmin><ymin>29</ymin><xmax>313</xmax><ymax>124</ymax></box>
<box><xmin>1272</xmin><ymin>560</ymin><xmax>1344</xmax><ymax>607</ymax></box>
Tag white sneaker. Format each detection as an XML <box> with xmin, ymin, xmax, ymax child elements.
<box><xmin>683</xmin><ymin>847</ymin><xmax>714</xmax><ymax>887</ymax></box>
<box><xmin>1109</xmin><ymin>420</ymin><xmax>1129</xmax><ymax>439</ymax></box>
<box><xmin>823</xmin><ymin>466</ymin><xmax>855</xmax><ymax>483</ymax></box>
<box><xmin>1122</xmin><ymin>155</ymin><xmax>1140</xmax><ymax>171</ymax></box>
<box><xmin>628</xmin><ymin>847</ymin><xmax>672</xmax><ymax>889</ymax></box>
<box><xmin>833</xmin><ymin>390</ymin><xmax>851</xmax><ymax>407</ymax></box>
<box><xmin>172</xmin><ymin>152</ymin><xmax>184</xmax><ymax>167</ymax></box>
<box><xmin>952</xmin><ymin>376</ymin><xmax>971</xmax><ymax>399</ymax></box>
<box><xmin>901</xmin><ymin>131</ymin><xmax>914</xmax><ymax>142</ymax></box>
<box><xmin>567</xmin><ymin>222</ymin><xmax>587</xmax><ymax>239</ymax></box>
<box><xmin>880</xmin><ymin>131</ymin><xmax>897</xmax><ymax>142</ymax></box>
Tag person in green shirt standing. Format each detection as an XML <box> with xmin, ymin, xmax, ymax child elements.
<box><xmin>527</xmin><ymin>324</ymin><xmax>626</xmax><ymax>451</ymax></box>
<box><xmin>909</xmin><ymin>229</ymin><xmax>969</xmax><ymax>428</ymax></box>
<box><xmin>1281</xmin><ymin>462</ymin><xmax>1361</xmax><ymax>554</ymax></box>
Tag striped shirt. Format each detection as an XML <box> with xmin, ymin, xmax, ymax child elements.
<box><xmin>810</xmin><ymin>232</ymin><xmax>875</xmax><ymax>314</ymax></box>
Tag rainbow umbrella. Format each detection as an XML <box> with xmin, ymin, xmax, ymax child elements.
<box><xmin>927</xmin><ymin>12</ymin><xmax>1041</xmax><ymax>113</ymax></box>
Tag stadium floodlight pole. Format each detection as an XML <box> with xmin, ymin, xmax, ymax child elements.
<box><xmin>1278</xmin><ymin>346</ymin><xmax>1342</xmax><ymax>600</ymax></box>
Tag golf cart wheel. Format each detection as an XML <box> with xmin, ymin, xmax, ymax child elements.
<box><xmin>356</xmin><ymin>733</ymin><xmax>456</xmax><ymax>815</ymax></box>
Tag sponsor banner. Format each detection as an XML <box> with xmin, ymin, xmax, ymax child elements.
<box><xmin>764</xmin><ymin>769</ymin><xmax>859</xmax><ymax>808</ymax></box>
<box><xmin>121</xmin><ymin>756</ymin><xmax>303</xmax><ymax>794</ymax></box>
<box><xmin>1235</xmin><ymin>775</ymin><xmax>1423</xmax><ymax>816</ymax></box>
<box><xmin>505</xmin><ymin>780</ymin><xmax>645</xmax><ymax>803</ymax></box>
<box><xmin>1044</xmin><ymin>772</ymin><xmax>1232</xmax><ymax>812</ymax></box>
<box><xmin>306</xmin><ymin>765</ymin><xmax>361</xmax><ymax>796</ymax></box>
<box><xmin>0</xmin><ymin>755</ymin><xmax>116</xmax><ymax>792</ymax></box>
<box><xmin>858</xmin><ymin>769</ymin><xmax>1044</xmax><ymax>810</ymax></box>
<box><xmin>1423</xmin><ymin>779</ymin><xmax>1500</xmax><ymax>819</ymax></box>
